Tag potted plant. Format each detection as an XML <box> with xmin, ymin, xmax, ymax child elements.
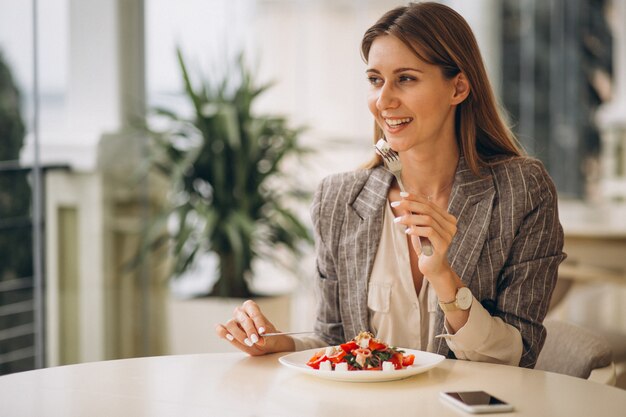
<box><xmin>143</xmin><ymin>49</ymin><xmax>312</xmax><ymax>300</ymax></box>
<box><xmin>1</xmin><ymin>52</ymin><xmax>34</xmax><ymax>373</ymax></box>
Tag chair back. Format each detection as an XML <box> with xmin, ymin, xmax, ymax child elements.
<box><xmin>536</xmin><ymin>319</ymin><xmax>613</xmax><ymax>379</ymax></box>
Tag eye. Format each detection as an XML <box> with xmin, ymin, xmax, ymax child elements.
<box><xmin>367</xmin><ymin>76</ymin><xmax>382</xmax><ymax>86</ymax></box>
<box><xmin>398</xmin><ymin>75</ymin><xmax>416</xmax><ymax>83</ymax></box>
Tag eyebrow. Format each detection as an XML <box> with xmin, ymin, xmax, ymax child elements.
<box><xmin>366</xmin><ymin>67</ymin><xmax>423</xmax><ymax>74</ymax></box>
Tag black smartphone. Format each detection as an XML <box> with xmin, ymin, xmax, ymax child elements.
<box><xmin>440</xmin><ymin>391</ymin><xmax>514</xmax><ymax>414</ymax></box>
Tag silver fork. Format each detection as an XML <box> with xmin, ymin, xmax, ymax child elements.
<box><xmin>375</xmin><ymin>139</ymin><xmax>434</xmax><ymax>257</ymax></box>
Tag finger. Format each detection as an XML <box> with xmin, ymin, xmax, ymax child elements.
<box><xmin>215</xmin><ymin>322</ymin><xmax>236</xmax><ymax>342</ymax></box>
<box><xmin>406</xmin><ymin>198</ymin><xmax>450</xmax><ymax>222</ymax></box>
<box><xmin>394</xmin><ymin>213</ymin><xmax>454</xmax><ymax>242</ymax></box>
<box><xmin>409</xmin><ymin>232</ymin><xmax>423</xmax><ymax>256</ymax></box>
<box><xmin>393</xmin><ymin>197</ymin><xmax>453</xmax><ymax>231</ymax></box>
<box><xmin>232</xmin><ymin>306</ymin><xmax>261</xmax><ymax>346</ymax></box>
<box><xmin>215</xmin><ymin>323</ymin><xmax>265</xmax><ymax>355</ymax></box>
<box><xmin>400</xmin><ymin>192</ymin><xmax>449</xmax><ymax>215</ymax></box>
<box><xmin>224</xmin><ymin>320</ymin><xmax>267</xmax><ymax>355</ymax></box>
<box><xmin>410</xmin><ymin>233</ymin><xmax>436</xmax><ymax>257</ymax></box>
<box><xmin>224</xmin><ymin>318</ymin><xmax>250</xmax><ymax>347</ymax></box>
<box><xmin>406</xmin><ymin>225</ymin><xmax>449</xmax><ymax>252</ymax></box>
<box><xmin>410</xmin><ymin>234</ymin><xmax>437</xmax><ymax>257</ymax></box>
<box><xmin>410</xmin><ymin>206</ymin><xmax>455</xmax><ymax>238</ymax></box>
<box><xmin>242</xmin><ymin>300</ymin><xmax>271</xmax><ymax>335</ymax></box>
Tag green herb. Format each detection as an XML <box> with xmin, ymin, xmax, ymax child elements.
<box><xmin>376</xmin><ymin>350</ymin><xmax>393</xmax><ymax>362</ymax></box>
<box><xmin>368</xmin><ymin>355</ymin><xmax>380</xmax><ymax>368</ymax></box>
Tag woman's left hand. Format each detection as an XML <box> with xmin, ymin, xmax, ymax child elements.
<box><xmin>391</xmin><ymin>192</ymin><xmax>458</xmax><ymax>277</ymax></box>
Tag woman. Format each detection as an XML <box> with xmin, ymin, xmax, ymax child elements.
<box><xmin>215</xmin><ymin>2</ymin><xmax>565</xmax><ymax>368</ymax></box>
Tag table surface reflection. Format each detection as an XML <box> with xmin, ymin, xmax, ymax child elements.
<box><xmin>1</xmin><ymin>352</ymin><xmax>625</xmax><ymax>417</ymax></box>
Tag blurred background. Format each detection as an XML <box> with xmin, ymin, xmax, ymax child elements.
<box><xmin>1</xmin><ymin>0</ymin><xmax>625</xmax><ymax>387</ymax></box>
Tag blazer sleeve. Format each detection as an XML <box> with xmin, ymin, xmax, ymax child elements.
<box><xmin>310</xmin><ymin>177</ymin><xmax>345</xmax><ymax>345</ymax></box>
<box><xmin>495</xmin><ymin>160</ymin><xmax>566</xmax><ymax>368</ymax></box>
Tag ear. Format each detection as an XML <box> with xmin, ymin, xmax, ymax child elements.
<box><xmin>451</xmin><ymin>72</ymin><xmax>470</xmax><ymax>105</ymax></box>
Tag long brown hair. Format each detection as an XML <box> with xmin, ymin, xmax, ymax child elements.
<box><xmin>361</xmin><ymin>2</ymin><xmax>524</xmax><ymax>174</ymax></box>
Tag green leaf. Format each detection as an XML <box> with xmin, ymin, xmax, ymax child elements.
<box><xmin>219</xmin><ymin>104</ymin><xmax>241</xmax><ymax>149</ymax></box>
<box><xmin>176</xmin><ymin>48</ymin><xmax>204</xmax><ymax>119</ymax></box>
<box><xmin>222</xmin><ymin>221</ymin><xmax>244</xmax><ymax>274</ymax></box>
<box><xmin>153</xmin><ymin>106</ymin><xmax>183</xmax><ymax>120</ymax></box>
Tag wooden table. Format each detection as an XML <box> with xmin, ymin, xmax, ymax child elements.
<box><xmin>1</xmin><ymin>352</ymin><xmax>625</xmax><ymax>416</ymax></box>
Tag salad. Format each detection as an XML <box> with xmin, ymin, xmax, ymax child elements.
<box><xmin>306</xmin><ymin>331</ymin><xmax>415</xmax><ymax>371</ymax></box>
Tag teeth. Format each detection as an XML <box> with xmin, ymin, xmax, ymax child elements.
<box><xmin>385</xmin><ymin>118</ymin><xmax>412</xmax><ymax>126</ymax></box>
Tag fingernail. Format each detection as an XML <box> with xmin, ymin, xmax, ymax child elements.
<box><xmin>226</xmin><ymin>334</ymin><xmax>234</xmax><ymax>341</ymax></box>
<box><xmin>244</xmin><ymin>338</ymin><xmax>253</xmax><ymax>347</ymax></box>
<box><xmin>393</xmin><ymin>216</ymin><xmax>402</xmax><ymax>223</ymax></box>
<box><xmin>258</xmin><ymin>327</ymin><xmax>266</xmax><ymax>334</ymax></box>
<box><xmin>390</xmin><ymin>201</ymin><xmax>401</xmax><ymax>207</ymax></box>
<box><xmin>400</xmin><ymin>191</ymin><xmax>409</xmax><ymax>197</ymax></box>
<box><xmin>250</xmin><ymin>334</ymin><xmax>259</xmax><ymax>344</ymax></box>
<box><xmin>404</xmin><ymin>227</ymin><xmax>411</xmax><ymax>234</ymax></box>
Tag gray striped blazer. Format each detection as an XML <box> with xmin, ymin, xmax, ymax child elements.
<box><xmin>310</xmin><ymin>155</ymin><xmax>566</xmax><ymax>368</ymax></box>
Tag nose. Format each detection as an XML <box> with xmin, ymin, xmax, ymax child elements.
<box><xmin>376</xmin><ymin>82</ymin><xmax>399</xmax><ymax>111</ymax></box>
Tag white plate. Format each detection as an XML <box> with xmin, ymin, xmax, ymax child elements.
<box><xmin>279</xmin><ymin>348</ymin><xmax>445</xmax><ymax>382</ymax></box>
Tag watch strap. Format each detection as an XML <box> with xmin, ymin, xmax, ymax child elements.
<box><xmin>438</xmin><ymin>298</ymin><xmax>460</xmax><ymax>312</ymax></box>
<box><xmin>438</xmin><ymin>287</ymin><xmax>472</xmax><ymax>312</ymax></box>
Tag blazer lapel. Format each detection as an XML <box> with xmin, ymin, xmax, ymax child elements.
<box><xmin>446</xmin><ymin>157</ymin><xmax>496</xmax><ymax>284</ymax></box>
<box><xmin>340</xmin><ymin>167</ymin><xmax>392</xmax><ymax>340</ymax></box>
<box><xmin>433</xmin><ymin>157</ymin><xmax>495</xmax><ymax>355</ymax></box>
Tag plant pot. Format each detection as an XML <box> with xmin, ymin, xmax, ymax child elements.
<box><xmin>165</xmin><ymin>294</ymin><xmax>292</xmax><ymax>354</ymax></box>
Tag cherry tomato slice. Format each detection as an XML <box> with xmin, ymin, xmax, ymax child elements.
<box><xmin>390</xmin><ymin>352</ymin><xmax>403</xmax><ymax>370</ymax></box>
<box><xmin>402</xmin><ymin>354</ymin><xmax>415</xmax><ymax>367</ymax></box>
<box><xmin>326</xmin><ymin>350</ymin><xmax>347</xmax><ymax>364</ymax></box>
<box><xmin>368</xmin><ymin>339</ymin><xmax>387</xmax><ymax>351</ymax></box>
<box><xmin>306</xmin><ymin>350</ymin><xmax>327</xmax><ymax>369</ymax></box>
<box><xmin>340</xmin><ymin>341</ymin><xmax>358</xmax><ymax>353</ymax></box>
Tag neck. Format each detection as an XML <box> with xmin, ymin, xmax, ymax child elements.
<box><xmin>398</xmin><ymin>142</ymin><xmax>460</xmax><ymax>199</ymax></box>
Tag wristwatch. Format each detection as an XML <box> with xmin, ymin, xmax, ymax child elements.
<box><xmin>438</xmin><ymin>287</ymin><xmax>473</xmax><ymax>312</ymax></box>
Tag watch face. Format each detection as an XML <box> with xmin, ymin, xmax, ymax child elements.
<box><xmin>457</xmin><ymin>287</ymin><xmax>473</xmax><ymax>310</ymax></box>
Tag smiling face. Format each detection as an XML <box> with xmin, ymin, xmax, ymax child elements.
<box><xmin>366</xmin><ymin>35</ymin><xmax>462</xmax><ymax>154</ymax></box>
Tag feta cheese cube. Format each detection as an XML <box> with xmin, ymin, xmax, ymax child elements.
<box><xmin>319</xmin><ymin>360</ymin><xmax>332</xmax><ymax>371</ymax></box>
<box><xmin>382</xmin><ymin>361</ymin><xmax>395</xmax><ymax>372</ymax></box>
<box><xmin>335</xmin><ymin>362</ymin><xmax>348</xmax><ymax>372</ymax></box>
<box><xmin>358</xmin><ymin>337</ymin><xmax>370</xmax><ymax>349</ymax></box>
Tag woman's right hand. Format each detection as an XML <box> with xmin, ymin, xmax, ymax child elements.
<box><xmin>214</xmin><ymin>299</ymin><xmax>295</xmax><ymax>356</ymax></box>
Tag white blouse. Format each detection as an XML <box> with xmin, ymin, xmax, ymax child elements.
<box><xmin>367</xmin><ymin>200</ymin><xmax>437</xmax><ymax>351</ymax></box>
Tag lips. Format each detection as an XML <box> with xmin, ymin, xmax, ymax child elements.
<box><xmin>383</xmin><ymin>117</ymin><xmax>413</xmax><ymax>131</ymax></box>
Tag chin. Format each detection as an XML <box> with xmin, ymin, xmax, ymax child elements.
<box><xmin>384</xmin><ymin>137</ymin><xmax>412</xmax><ymax>153</ymax></box>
